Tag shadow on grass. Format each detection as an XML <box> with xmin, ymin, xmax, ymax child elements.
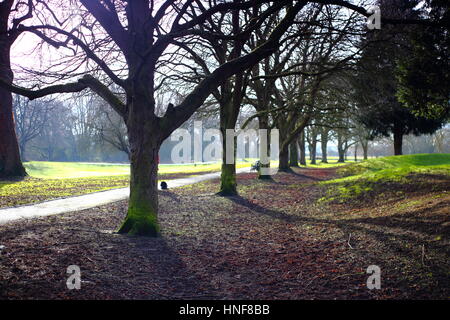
<box><xmin>0</xmin><ymin>175</ymin><xmax>27</xmax><ymax>184</ymax></box>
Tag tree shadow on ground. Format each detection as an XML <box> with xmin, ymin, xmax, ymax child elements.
<box><xmin>159</xmin><ymin>190</ymin><xmax>181</xmax><ymax>203</ymax></box>
<box><xmin>227</xmin><ymin>192</ymin><xmax>450</xmax><ymax>297</ymax></box>
<box><xmin>287</xmin><ymin>170</ymin><xmax>326</xmax><ymax>181</ymax></box>
<box><xmin>0</xmin><ymin>203</ymin><xmax>218</xmax><ymax>299</ymax></box>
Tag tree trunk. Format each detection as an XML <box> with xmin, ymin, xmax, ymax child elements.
<box><xmin>278</xmin><ymin>124</ymin><xmax>290</xmax><ymax>171</ymax></box>
<box><xmin>310</xmin><ymin>134</ymin><xmax>317</xmax><ymax>165</ymax></box>
<box><xmin>320</xmin><ymin>130</ymin><xmax>328</xmax><ymax>163</ymax></box>
<box><xmin>299</xmin><ymin>130</ymin><xmax>306</xmax><ymax>166</ymax></box>
<box><xmin>338</xmin><ymin>150</ymin><xmax>345</xmax><ymax>162</ymax></box>
<box><xmin>279</xmin><ymin>143</ymin><xmax>290</xmax><ymax>171</ymax></box>
<box><xmin>0</xmin><ymin>40</ymin><xmax>26</xmax><ymax>178</ymax></box>
<box><xmin>337</xmin><ymin>134</ymin><xmax>345</xmax><ymax>163</ymax></box>
<box><xmin>344</xmin><ymin>141</ymin><xmax>348</xmax><ymax>161</ymax></box>
<box><xmin>19</xmin><ymin>140</ymin><xmax>27</xmax><ymax>162</ymax></box>
<box><xmin>354</xmin><ymin>144</ymin><xmax>358</xmax><ymax>162</ymax></box>
<box><xmin>393</xmin><ymin>124</ymin><xmax>403</xmax><ymax>156</ymax></box>
<box><xmin>258</xmin><ymin>114</ymin><xmax>272</xmax><ymax>180</ymax></box>
<box><xmin>289</xmin><ymin>142</ymin><xmax>299</xmax><ymax>167</ymax></box>
<box><xmin>361</xmin><ymin>140</ymin><xmax>369</xmax><ymax>160</ymax></box>
<box><xmin>219</xmin><ymin>121</ymin><xmax>237</xmax><ymax>195</ymax></box>
<box><xmin>118</xmin><ymin>98</ymin><xmax>160</xmax><ymax>236</ymax></box>
<box><xmin>218</xmin><ymin>95</ymin><xmax>238</xmax><ymax>195</ymax></box>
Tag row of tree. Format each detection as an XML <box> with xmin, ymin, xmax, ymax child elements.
<box><xmin>0</xmin><ymin>0</ymin><xmax>448</xmax><ymax>236</ymax></box>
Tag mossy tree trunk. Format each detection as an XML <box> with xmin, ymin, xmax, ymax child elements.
<box><xmin>118</xmin><ymin>74</ymin><xmax>161</xmax><ymax>236</ymax></box>
<box><xmin>218</xmin><ymin>75</ymin><xmax>242</xmax><ymax>196</ymax></box>
<box><xmin>217</xmin><ymin>10</ymin><xmax>246</xmax><ymax>196</ymax></box>
<box><xmin>219</xmin><ymin>110</ymin><xmax>238</xmax><ymax>195</ymax></box>
<box><xmin>118</xmin><ymin>137</ymin><xmax>160</xmax><ymax>236</ymax></box>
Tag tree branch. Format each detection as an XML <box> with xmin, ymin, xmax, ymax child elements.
<box><xmin>160</xmin><ymin>1</ymin><xmax>307</xmax><ymax>139</ymax></box>
<box><xmin>0</xmin><ymin>76</ymin><xmax>88</xmax><ymax>100</ymax></box>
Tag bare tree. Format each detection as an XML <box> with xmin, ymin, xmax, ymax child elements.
<box><xmin>94</xmin><ymin>98</ymin><xmax>130</xmax><ymax>158</ymax></box>
<box><xmin>433</xmin><ymin>127</ymin><xmax>450</xmax><ymax>153</ymax></box>
<box><xmin>1</xmin><ymin>0</ymin><xmax>309</xmax><ymax>236</ymax></box>
<box><xmin>0</xmin><ymin>1</ymin><xmax>439</xmax><ymax>235</ymax></box>
<box><xmin>13</xmin><ymin>94</ymin><xmax>54</xmax><ymax>160</ymax></box>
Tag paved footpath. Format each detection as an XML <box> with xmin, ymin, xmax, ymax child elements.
<box><xmin>0</xmin><ymin>167</ymin><xmax>250</xmax><ymax>225</ymax></box>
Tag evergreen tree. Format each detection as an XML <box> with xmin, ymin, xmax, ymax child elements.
<box><xmin>396</xmin><ymin>0</ymin><xmax>450</xmax><ymax>119</ymax></box>
<box><xmin>354</xmin><ymin>0</ymin><xmax>445</xmax><ymax>155</ymax></box>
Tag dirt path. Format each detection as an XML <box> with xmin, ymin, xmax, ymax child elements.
<box><xmin>0</xmin><ymin>167</ymin><xmax>448</xmax><ymax>299</ymax></box>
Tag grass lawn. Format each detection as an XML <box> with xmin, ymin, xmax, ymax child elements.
<box><xmin>0</xmin><ymin>156</ymin><xmax>448</xmax><ymax>299</ymax></box>
<box><xmin>23</xmin><ymin>162</ymin><xmax>130</xmax><ymax>179</ymax></box>
<box><xmin>2</xmin><ymin>155</ymin><xmax>447</xmax><ymax>208</ymax></box>
<box><xmin>23</xmin><ymin>161</ymin><xmax>253</xmax><ymax>179</ymax></box>
<box><xmin>300</xmin><ymin>156</ymin><xmax>359</xmax><ymax>168</ymax></box>
<box><xmin>320</xmin><ymin>153</ymin><xmax>450</xmax><ymax>202</ymax></box>
<box><xmin>0</xmin><ymin>161</ymin><xmax>252</xmax><ymax>208</ymax></box>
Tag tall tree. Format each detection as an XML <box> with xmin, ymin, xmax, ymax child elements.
<box><xmin>1</xmin><ymin>0</ymin><xmax>440</xmax><ymax>235</ymax></box>
<box><xmin>1</xmin><ymin>0</ymin><xmax>307</xmax><ymax>236</ymax></box>
<box><xmin>354</xmin><ymin>0</ymin><xmax>445</xmax><ymax>155</ymax></box>
<box><xmin>0</xmin><ymin>0</ymin><xmax>30</xmax><ymax>178</ymax></box>
<box><xmin>396</xmin><ymin>0</ymin><xmax>450</xmax><ymax>119</ymax></box>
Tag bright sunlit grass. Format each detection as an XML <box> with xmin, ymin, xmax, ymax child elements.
<box><xmin>23</xmin><ymin>160</ymin><xmax>252</xmax><ymax>179</ymax></box>
<box><xmin>319</xmin><ymin>154</ymin><xmax>450</xmax><ymax>202</ymax></box>
<box><xmin>24</xmin><ymin>161</ymin><xmax>130</xmax><ymax>179</ymax></box>
<box><xmin>300</xmin><ymin>156</ymin><xmax>359</xmax><ymax>168</ymax></box>
<box><xmin>1</xmin><ymin>160</ymin><xmax>253</xmax><ymax>207</ymax></box>
<box><xmin>330</xmin><ymin>153</ymin><xmax>450</xmax><ymax>183</ymax></box>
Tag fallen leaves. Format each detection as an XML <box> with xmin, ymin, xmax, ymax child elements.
<box><xmin>0</xmin><ymin>167</ymin><xmax>448</xmax><ymax>299</ymax></box>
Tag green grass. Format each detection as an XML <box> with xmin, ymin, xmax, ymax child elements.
<box><xmin>24</xmin><ymin>161</ymin><xmax>251</xmax><ymax>179</ymax></box>
<box><xmin>334</xmin><ymin>154</ymin><xmax>450</xmax><ymax>182</ymax></box>
<box><xmin>300</xmin><ymin>157</ymin><xmax>359</xmax><ymax>168</ymax></box>
<box><xmin>0</xmin><ymin>160</ymin><xmax>252</xmax><ymax>207</ymax></box>
<box><xmin>24</xmin><ymin>162</ymin><xmax>130</xmax><ymax>179</ymax></box>
<box><xmin>319</xmin><ymin>154</ymin><xmax>450</xmax><ymax>202</ymax></box>
<box><xmin>264</xmin><ymin>157</ymin><xmax>360</xmax><ymax>170</ymax></box>
<box><xmin>0</xmin><ymin>176</ymin><xmax>130</xmax><ymax>207</ymax></box>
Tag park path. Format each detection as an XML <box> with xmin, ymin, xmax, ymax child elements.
<box><xmin>0</xmin><ymin>167</ymin><xmax>251</xmax><ymax>225</ymax></box>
